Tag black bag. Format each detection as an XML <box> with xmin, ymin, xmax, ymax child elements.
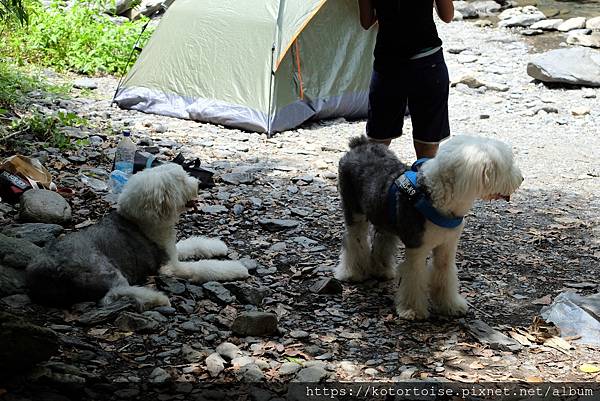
<box><xmin>133</xmin><ymin>151</ymin><xmax>215</xmax><ymax>189</ymax></box>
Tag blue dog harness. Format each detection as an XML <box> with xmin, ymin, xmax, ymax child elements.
<box><xmin>388</xmin><ymin>158</ymin><xmax>464</xmax><ymax>229</ymax></box>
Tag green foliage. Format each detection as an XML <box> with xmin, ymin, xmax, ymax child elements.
<box><xmin>0</xmin><ymin>0</ymin><xmax>28</xmax><ymax>25</ymax></box>
<box><xmin>1</xmin><ymin>0</ymin><xmax>153</xmax><ymax>75</ymax></box>
<box><xmin>5</xmin><ymin>110</ymin><xmax>87</xmax><ymax>150</ymax></box>
<box><xmin>0</xmin><ymin>62</ymin><xmax>68</xmax><ymax>109</ymax></box>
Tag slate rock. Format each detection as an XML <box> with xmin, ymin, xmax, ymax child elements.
<box><xmin>465</xmin><ymin>320</ymin><xmax>523</xmax><ymax>352</ymax></box>
<box><xmin>279</xmin><ymin>362</ymin><xmax>302</xmax><ymax>376</ymax></box>
<box><xmin>231</xmin><ymin>312</ymin><xmax>278</xmax><ymax>337</ymax></box>
<box><xmin>224</xmin><ymin>282</ymin><xmax>270</xmax><ymax>306</ymax></box>
<box><xmin>258</xmin><ymin>218</ymin><xmax>300</xmax><ymax>232</ymax></box>
<box><xmin>115</xmin><ymin>312</ymin><xmax>159</xmax><ymax>333</ymax></box>
<box><xmin>310</xmin><ymin>278</ymin><xmax>343</xmax><ymax>295</ymax></box>
<box><xmin>221</xmin><ymin>172</ymin><xmax>255</xmax><ymax>185</ymax></box>
<box><xmin>156</xmin><ymin>276</ymin><xmax>186</xmax><ymax>295</ymax></box>
<box><xmin>293</xmin><ymin>366</ymin><xmax>328</xmax><ymax>383</ymax></box>
<box><xmin>19</xmin><ymin>190</ymin><xmax>72</xmax><ymax>224</ymax></box>
<box><xmin>203</xmin><ymin>281</ymin><xmax>236</xmax><ymax>304</ymax></box>
<box><xmin>0</xmin><ymin>312</ymin><xmax>59</xmax><ymax>374</ymax></box>
<box><xmin>77</xmin><ymin>299</ymin><xmax>136</xmax><ymax>325</ymax></box>
<box><xmin>149</xmin><ymin>367</ymin><xmax>171</xmax><ymax>384</ymax></box>
<box><xmin>0</xmin><ymin>265</ymin><xmax>27</xmax><ymax>297</ymax></box>
<box><xmin>216</xmin><ymin>342</ymin><xmax>242</xmax><ymax>360</ymax></box>
<box><xmin>527</xmin><ymin>48</ymin><xmax>600</xmax><ymax>87</ymax></box>
<box><xmin>1</xmin><ymin>223</ymin><xmax>63</xmax><ymax>246</ymax></box>
<box><xmin>0</xmin><ymin>233</ymin><xmax>42</xmax><ymax>269</ymax></box>
<box><xmin>236</xmin><ymin>363</ymin><xmax>264</xmax><ymax>382</ymax></box>
<box><xmin>205</xmin><ymin>352</ymin><xmax>225</xmax><ymax>377</ymax></box>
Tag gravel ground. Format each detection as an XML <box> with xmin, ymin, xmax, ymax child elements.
<box><xmin>1</xmin><ymin>19</ymin><xmax>599</xmax><ymax>400</ymax></box>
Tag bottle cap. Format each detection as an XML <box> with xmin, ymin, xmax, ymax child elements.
<box><xmin>123</xmin><ymin>130</ymin><xmax>131</xmax><ymax>137</ymax></box>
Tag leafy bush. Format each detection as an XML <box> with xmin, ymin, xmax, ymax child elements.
<box><xmin>1</xmin><ymin>0</ymin><xmax>153</xmax><ymax>75</ymax></box>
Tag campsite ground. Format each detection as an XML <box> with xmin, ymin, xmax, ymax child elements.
<box><xmin>1</xmin><ymin>19</ymin><xmax>600</xmax><ymax>399</ymax></box>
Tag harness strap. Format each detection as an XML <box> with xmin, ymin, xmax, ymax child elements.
<box><xmin>389</xmin><ymin>159</ymin><xmax>464</xmax><ymax>229</ymax></box>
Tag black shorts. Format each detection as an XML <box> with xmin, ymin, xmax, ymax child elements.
<box><xmin>366</xmin><ymin>49</ymin><xmax>450</xmax><ymax>144</ymax></box>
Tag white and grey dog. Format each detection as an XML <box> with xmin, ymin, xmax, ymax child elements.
<box><xmin>27</xmin><ymin>163</ymin><xmax>248</xmax><ymax>310</ymax></box>
<box><xmin>335</xmin><ymin>136</ymin><xmax>523</xmax><ymax>320</ymax></box>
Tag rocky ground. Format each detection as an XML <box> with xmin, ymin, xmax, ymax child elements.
<box><xmin>1</xmin><ymin>17</ymin><xmax>599</xmax><ymax>401</ymax></box>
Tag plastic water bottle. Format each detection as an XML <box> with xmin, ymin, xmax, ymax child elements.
<box><xmin>110</xmin><ymin>130</ymin><xmax>136</xmax><ymax>194</ymax></box>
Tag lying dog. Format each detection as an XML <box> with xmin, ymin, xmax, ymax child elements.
<box><xmin>335</xmin><ymin>136</ymin><xmax>523</xmax><ymax>320</ymax></box>
<box><xmin>27</xmin><ymin>163</ymin><xmax>248</xmax><ymax>310</ymax></box>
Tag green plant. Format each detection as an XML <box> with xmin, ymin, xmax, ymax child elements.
<box><xmin>4</xmin><ymin>110</ymin><xmax>87</xmax><ymax>149</ymax></box>
<box><xmin>0</xmin><ymin>62</ymin><xmax>69</xmax><ymax>109</ymax></box>
<box><xmin>1</xmin><ymin>0</ymin><xmax>153</xmax><ymax>75</ymax></box>
<box><xmin>0</xmin><ymin>0</ymin><xmax>27</xmax><ymax>25</ymax></box>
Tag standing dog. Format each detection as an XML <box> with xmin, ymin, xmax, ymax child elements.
<box><xmin>27</xmin><ymin>163</ymin><xmax>248</xmax><ymax>310</ymax></box>
<box><xmin>335</xmin><ymin>136</ymin><xmax>523</xmax><ymax>320</ymax></box>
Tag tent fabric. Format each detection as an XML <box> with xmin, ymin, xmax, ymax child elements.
<box><xmin>114</xmin><ymin>0</ymin><xmax>377</xmax><ymax>133</ymax></box>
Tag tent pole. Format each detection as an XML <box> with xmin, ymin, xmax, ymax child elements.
<box><xmin>266</xmin><ymin>43</ymin><xmax>275</xmax><ymax>138</ymax></box>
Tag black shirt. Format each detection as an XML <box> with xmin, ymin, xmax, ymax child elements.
<box><xmin>373</xmin><ymin>0</ymin><xmax>442</xmax><ymax>72</ymax></box>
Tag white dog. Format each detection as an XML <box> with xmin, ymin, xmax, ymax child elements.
<box><xmin>336</xmin><ymin>136</ymin><xmax>523</xmax><ymax>320</ymax></box>
<box><xmin>27</xmin><ymin>163</ymin><xmax>248</xmax><ymax>310</ymax></box>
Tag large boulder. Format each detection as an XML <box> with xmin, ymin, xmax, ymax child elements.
<box><xmin>0</xmin><ymin>265</ymin><xmax>27</xmax><ymax>297</ymax></box>
<box><xmin>19</xmin><ymin>189</ymin><xmax>72</xmax><ymax>225</ymax></box>
<box><xmin>0</xmin><ymin>233</ymin><xmax>42</xmax><ymax>269</ymax></box>
<box><xmin>1</xmin><ymin>223</ymin><xmax>63</xmax><ymax>246</ymax></box>
<box><xmin>527</xmin><ymin>48</ymin><xmax>600</xmax><ymax>87</ymax></box>
<box><xmin>0</xmin><ymin>312</ymin><xmax>59</xmax><ymax>375</ymax></box>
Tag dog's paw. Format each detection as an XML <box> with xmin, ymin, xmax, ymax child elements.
<box><xmin>177</xmin><ymin>237</ymin><xmax>229</xmax><ymax>259</ymax></box>
<box><xmin>138</xmin><ymin>292</ymin><xmax>171</xmax><ymax>312</ymax></box>
<box><xmin>433</xmin><ymin>294</ymin><xmax>468</xmax><ymax>317</ymax></box>
<box><xmin>396</xmin><ymin>305</ymin><xmax>430</xmax><ymax>321</ymax></box>
<box><xmin>334</xmin><ymin>263</ymin><xmax>365</xmax><ymax>282</ymax></box>
<box><xmin>222</xmin><ymin>261</ymin><xmax>249</xmax><ymax>281</ymax></box>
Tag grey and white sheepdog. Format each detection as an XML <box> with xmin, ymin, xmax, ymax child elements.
<box><xmin>27</xmin><ymin>163</ymin><xmax>248</xmax><ymax>310</ymax></box>
<box><xmin>335</xmin><ymin>135</ymin><xmax>523</xmax><ymax>320</ymax></box>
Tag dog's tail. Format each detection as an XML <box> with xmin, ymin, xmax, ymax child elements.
<box><xmin>162</xmin><ymin>260</ymin><xmax>249</xmax><ymax>283</ymax></box>
<box><xmin>348</xmin><ymin>136</ymin><xmax>369</xmax><ymax>149</ymax></box>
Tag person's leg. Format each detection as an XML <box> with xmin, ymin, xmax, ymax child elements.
<box><xmin>366</xmin><ymin>69</ymin><xmax>407</xmax><ymax>146</ymax></box>
<box><xmin>407</xmin><ymin>50</ymin><xmax>450</xmax><ymax>158</ymax></box>
<box><xmin>413</xmin><ymin>141</ymin><xmax>438</xmax><ymax>158</ymax></box>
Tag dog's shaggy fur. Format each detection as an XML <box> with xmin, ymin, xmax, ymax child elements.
<box><xmin>335</xmin><ymin>136</ymin><xmax>523</xmax><ymax>320</ymax></box>
<box><xmin>26</xmin><ymin>163</ymin><xmax>248</xmax><ymax>310</ymax></box>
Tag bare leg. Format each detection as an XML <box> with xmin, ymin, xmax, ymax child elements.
<box><xmin>430</xmin><ymin>238</ymin><xmax>468</xmax><ymax>316</ymax></box>
<box><xmin>335</xmin><ymin>214</ymin><xmax>370</xmax><ymax>282</ymax></box>
<box><xmin>413</xmin><ymin>141</ymin><xmax>439</xmax><ymax>159</ymax></box>
<box><xmin>369</xmin><ymin>229</ymin><xmax>398</xmax><ymax>280</ymax></box>
<box><xmin>395</xmin><ymin>247</ymin><xmax>431</xmax><ymax>320</ymax></box>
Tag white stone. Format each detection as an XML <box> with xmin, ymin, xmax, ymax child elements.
<box><xmin>572</xmin><ymin>106</ymin><xmax>591</xmax><ymax>116</ymax></box>
<box><xmin>557</xmin><ymin>17</ymin><xmax>587</xmax><ymax>32</ymax></box>
<box><xmin>566</xmin><ymin>33</ymin><xmax>600</xmax><ymax>49</ymax></box>
<box><xmin>530</xmin><ymin>19</ymin><xmax>564</xmax><ymax>31</ymax></box>
<box><xmin>587</xmin><ymin>16</ymin><xmax>600</xmax><ymax>31</ymax></box>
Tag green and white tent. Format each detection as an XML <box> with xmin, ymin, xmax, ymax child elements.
<box><xmin>114</xmin><ymin>0</ymin><xmax>377</xmax><ymax>134</ymax></box>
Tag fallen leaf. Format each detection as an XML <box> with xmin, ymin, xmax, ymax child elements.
<box><xmin>580</xmin><ymin>364</ymin><xmax>600</xmax><ymax>374</ymax></box>
<box><xmin>509</xmin><ymin>331</ymin><xmax>533</xmax><ymax>346</ymax></box>
<box><xmin>468</xmin><ymin>361</ymin><xmax>485</xmax><ymax>370</ymax></box>
<box><xmin>544</xmin><ymin>336</ymin><xmax>573</xmax><ymax>354</ymax></box>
